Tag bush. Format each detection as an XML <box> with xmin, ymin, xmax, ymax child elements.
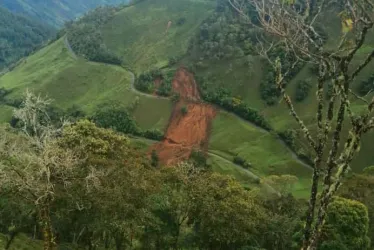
<box><xmin>201</xmin><ymin>87</ymin><xmax>272</xmax><ymax>131</ymax></box>
<box><xmin>363</xmin><ymin>166</ymin><xmax>374</xmax><ymax>176</ymax></box>
<box><xmin>0</xmin><ymin>87</ymin><xmax>10</xmax><ymax>103</ymax></box>
<box><xmin>92</xmin><ymin>104</ymin><xmax>139</xmax><ymax>135</ymax></box>
<box><xmin>168</xmin><ymin>56</ymin><xmax>178</xmax><ymax>66</ymax></box>
<box><xmin>181</xmin><ymin>106</ymin><xmax>188</xmax><ymax>115</ymax></box>
<box><xmin>278</xmin><ymin>129</ymin><xmax>296</xmax><ymax>149</ymax></box>
<box><xmin>135</xmin><ymin>69</ymin><xmax>164</xmax><ymax>94</ymax></box>
<box><xmin>233</xmin><ymin>155</ymin><xmax>252</xmax><ymax>169</ymax></box>
<box><xmin>176</xmin><ymin>17</ymin><xmax>186</xmax><ymax>26</ymax></box>
<box><xmin>171</xmin><ymin>93</ymin><xmax>180</xmax><ymax>103</ymax></box>
<box><xmin>295</xmin><ymin>79</ymin><xmax>312</xmax><ymax>102</ymax></box>
<box><xmin>156</xmin><ymin>81</ymin><xmax>172</xmax><ymax>97</ymax></box>
<box><xmin>142</xmin><ymin>129</ymin><xmax>164</xmax><ymax>141</ymax></box>
<box><xmin>358</xmin><ymin>74</ymin><xmax>374</xmax><ymax>96</ymax></box>
<box><xmin>260</xmin><ymin>69</ymin><xmax>280</xmax><ymax>106</ymax></box>
<box><xmin>189</xmin><ymin>150</ymin><xmax>209</xmax><ymax>169</ymax></box>
<box><xmin>151</xmin><ymin>150</ymin><xmax>159</xmax><ymax>167</ymax></box>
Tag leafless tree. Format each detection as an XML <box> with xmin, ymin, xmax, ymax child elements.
<box><xmin>0</xmin><ymin>91</ymin><xmax>79</xmax><ymax>250</ymax></box>
<box><xmin>230</xmin><ymin>0</ymin><xmax>374</xmax><ymax>249</ymax></box>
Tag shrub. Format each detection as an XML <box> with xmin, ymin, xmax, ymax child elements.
<box><xmin>92</xmin><ymin>104</ymin><xmax>139</xmax><ymax>135</ymax></box>
<box><xmin>202</xmin><ymin>89</ymin><xmax>272</xmax><ymax>130</ymax></box>
<box><xmin>0</xmin><ymin>87</ymin><xmax>10</xmax><ymax>103</ymax></box>
<box><xmin>168</xmin><ymin>56</ymin><xmax>178</xmax><ymax>66</ymax></box>
<box><xmin>181</xmin><ymin>106</ymin><xmax>188</xmax><ymax>115</ymax></box>
<box><xmin>278</xmin><ymin>129</ymin><xmax>296</xmax><ymax>149</ymax></box>
<box><xmin>189</xmin><ymin>150</ymin><xmax>209</xmax><ymax>169</ymax></box>
<box><xmin>233</xmin><ymin>155</ymin><xmax>251</xmax><ymax>169</ymax></box>
<box><xmin>142</xmin><ymin>129</ymin><xmax>164</xmax><ymax>141</ymax></box>
<box><xmin>176</xmin><ymin>17</ymin><xmax>186</xmax><ymax>26</ymax></box>
<box><xmin>363</xmin><ymin>166</ymin><xmax>374</xmax><ymax>176</ymax></box>
<box><xmin>136</xmin><ymin>69</ymin><xmax>164</xmax><ymax>93</ymax></box>
<box><xmin>358</xmin><ymin>74</ymin><xmax>374</xmax><ymax>96</ymax></box>
<box><xmin>151</xmin><ymin>150</ymin><xmax>159</xmax><ymax>167</ymax></box>
<box><xmin>295</xmin><ymin>79</ymin><xmax>312</xmax><ymax>102</ymax></box>
<box><xmin>171</xmin><ymin>93</ymin><xmax>180</xmax><ymax>103</ymax></box>
<box><xmin>156</xmin><ymin>81</ymin><xmax>172</xmax><ymax>97</ymax></box>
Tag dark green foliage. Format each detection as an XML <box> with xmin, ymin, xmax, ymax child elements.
<box><xmin>358</xmin><ymin>74</ymin><xmax>374</xmax><ymax>96</ymax></box>
<box><xmin>142</xmin><ymin>129</ymin><xmax>164</xmax><ymax>141</ymax></box>
<box><xmin>66</xmin><ymin>105</ymin><xmax>86</xmax><ymax>120</ymax></box>
<box><xmin>156</xmin><ymin>76</ymin><xmax>173</xmax><ymax>97</ymax></box>
<box><xmin>0</xmin><ymin>88</ymin><xmax>10</xmax><ymax>103</ymax></box>
<box><xmin>176</xmin><ymin>17</ymin><xmax>187</xmax><ymax>26</ymax></box>
<box><xmin>260</xmin><ymin>49</ymin><xmax>304</xmax><ymax>105</ymax></box>
<box><xmin>233</xmin><ymin>155</ymin><xmax>251</xmax><ymax>169</ymax></box>
<box><xmin>171</xmin><ymin>93</ymin><xmax>181</xmax><ymax>103</ymax></box>
<box><xmin>181</xmin><ymin>106</ymin><xmax>188</xmax><ymax>115</ymax></box>
<box><xmin>338</xmin><ymin>173</ymin><xmax>374</xmax><ymax>245</ymax></box>
<box><xmin>295</xmin><ymin>79</ymin><xmax>312</xmax><ymax>102</ymax></box>
<box><xmin>135</xmin><ymin>69</ymin><xmax>163</xmax><ymax>93</ymax></box>
<box><xmin>92</xmin><ymin>104</ymin><xmax>139</xmax><ymax>135</ymax></box>
<box><xmin>260</xmin><ymin>69</ymin><xmax>280</xmax><ymax>105</ymax></box>
<box><xmin>363</xmin><ymin>166</ymin><xmax>374</xmax><ymax>175</ymax></box>
<box><xmin>0</xmin><ymin>7</ymin><xmax>55</xmax><ymax>70</ymax></box>
<box><xmin>320</xmin><ymin>197</ymin><xmax>371</xmax><ymax>250</ymax></box>
<box><xmin>168</xmin><ymin>56</ymin><xmax>178</xmax><ymax>66</ymax></box>
<box><xmin>199</xmin><ymin>83</ymin><xmax>271</xmax><ymax>130</ymax></box>
<box><xmin>189</xmin><ymin>150</ymin><xmax>209</xmax><ymax>169</ymax></box>
<box><xmin>259</xmin><ymin>194</ymin><xmax>306</xmax><ymax>250</ymax></box>
<box><xmin>66</xmin><ymin>7</ymin><xmax>123</xmax><ymax>65</ymax></box>
<box><xmin>151</xmin><ymin>150</ymin><xmax>159</xmax><ymax>167</ymax></box>
<box><xmin>92</xmin><ymin>103</ymin><xmax>165</xmax><ymax>141</ymax></box>
<box><xmin>195</xmin><ymin>0</ymin><xmax>257</xmax><ymax>60</ymax></box>
<box><xmin>278</xmin><ymin>129</ymin><xmax>297</xmax><ymax>149</ymax></box>
<box><xmin>326</xmin><ymin>81</ymin><xmax>334</xmax><ymax>100</ymax></box>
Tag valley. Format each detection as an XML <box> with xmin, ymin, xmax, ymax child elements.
<box><xmin>1</xmin><ymin>0</ymin><xmax>373</xmax><ymax>196</ymax></box>
<box><xmin>1</xmin><ymin>0</ymin><xmax>374</xmax><ymax>249</ymax></box>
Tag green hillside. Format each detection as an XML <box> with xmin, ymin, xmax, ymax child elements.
<box><xmin>101</xmin><ymin>0</ymin><xmax>216</xmax><ymax>73</ymax></box>
<box><xmin>0</xmin><ymin>7</ymin><xmax>55</xmax><ymax>70</ymax></box>
<box><xmin>0</xmin><ymin>38</ymin><xmax>172</xmax><ymax>130</ymax></box>
<box><xmin>209</xmin><ymin>111</ymin><xmax>312</xmax><ymax>197</ymax></box>
<box><xmin>1</xmin><ymin>0</ymin><xmax>374</xmax><ymax>197</ymax></box>
<box><xmin>1</xmin><ymin>0</ymin><xmax>129</xmax><ymax>27</ymax></box>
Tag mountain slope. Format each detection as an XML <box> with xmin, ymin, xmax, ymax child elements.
<box><xmin>100</xmin><ymin>0</ymin><xmax>216</xmax><ymax>73</ymax></box>
<box><xmin>1</xmin><ymin>0</ymin><xmax>129</xmax><ymax>27</ymax></box>
<box><xmin>0</xmin><ymin>37</ymin><xmax>172</xmax><ymax>130</ymax></box>
<box><xmin>0</xmin><ymin>0</ymin><xmax>313</xmax><ymax>197</ymax></box>
<box><xmin>0</xmin><ymin>7</ymin><xmax>55</xmax><ymax>70</ymax></box>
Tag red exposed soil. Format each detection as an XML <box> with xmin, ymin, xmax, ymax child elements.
<box><xmin>172</xmin><ymin>68</ymin><xmax>201</xmax><ymax>101</ymax></box>
<box><xmin>151</xmin><ymin>68</ymin><xmax>216</xmax><ymax>166</ymax></box>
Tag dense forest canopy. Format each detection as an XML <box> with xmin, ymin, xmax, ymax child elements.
<box><xmin>0</xmin><ymin>7</ymin><xmax>55</xmax><ymax>71</ymax></box>
<box><xmin>0</xmin><ymin>0</ymin><xmax>129</xmax><ymax>27</ymax></box>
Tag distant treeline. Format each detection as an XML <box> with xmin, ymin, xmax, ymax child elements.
<box><xmin>0</xmin><ymin>7</ymin><xmax>55</xmax><ymax>70</ymax></box>
<box><xmin>65</xmin><ymin>6</ymin><xmax>123</xmax><ymax>65</ymax></box>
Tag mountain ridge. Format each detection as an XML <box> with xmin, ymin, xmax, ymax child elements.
<box><xmin>1</xmin><ymin>0</ymin><xmax>129</xmax><ymax>27</ymax></box>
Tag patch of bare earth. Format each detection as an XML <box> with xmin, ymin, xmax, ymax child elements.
<box><xmin>151</xmin><ymin>68</ymin><xmax>216</xmax><ymax>166</ymax></box>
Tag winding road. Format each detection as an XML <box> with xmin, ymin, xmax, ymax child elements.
<box><xmin>207</xmin><ymin>152</ymin><xmax>280</xmax><ymax>195</ymax></box>
<box><xmin>63</xmin><ymin>37</ymin><xmax>312</xmax><ymax>171</ymax></box>
<box><xmin>64</xmin><ymin>36</ymin><xmax>77</xmax><ymax>60</ymax></box>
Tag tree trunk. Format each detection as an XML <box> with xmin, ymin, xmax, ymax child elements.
<box><xmin>39</xmin><ymin>205</ymin><xmax>55</xmax><ymax>250</ymax></box>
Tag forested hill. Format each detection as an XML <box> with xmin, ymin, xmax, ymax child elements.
<box><xmin>0</xmin><ymin>0</ymin><xmax>129</xmax><ymax>27</ymax></box>
<box><xmin>0</xmin><ymin>7</ymin><xmax>55</xmax><ymax>71</ymax></box>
